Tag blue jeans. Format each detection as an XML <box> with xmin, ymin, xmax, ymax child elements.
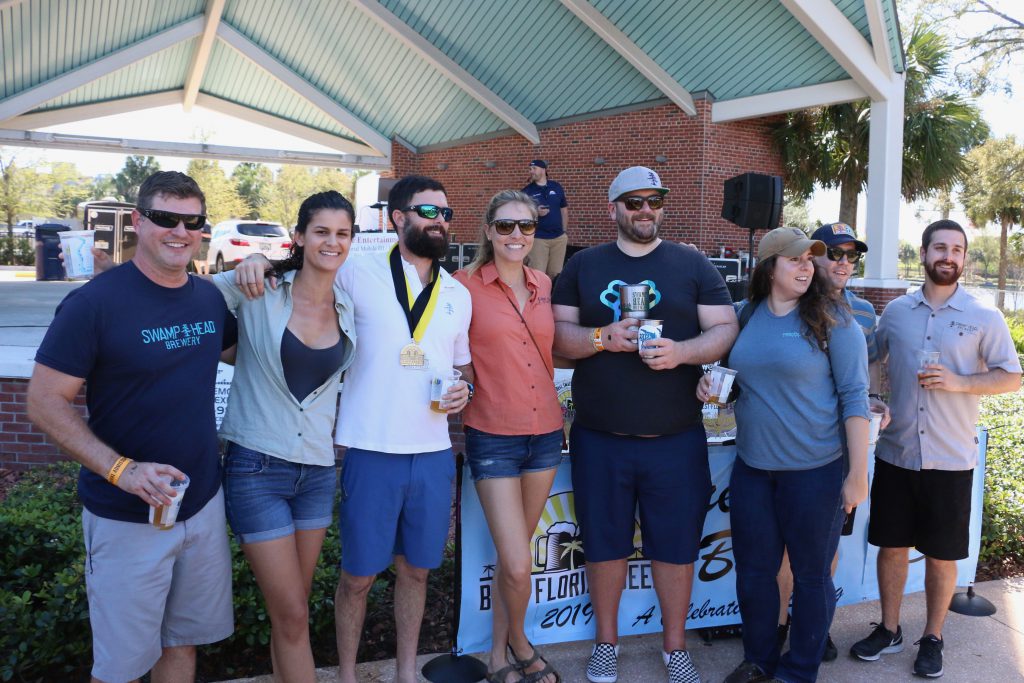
<box><xmin>464</xmin><ymin>427</ymin><xmax>563</xmax><ymax>481</ymax></box>
<box><xmin>730</xmin><ymin>456</ymin><xmax>846</xmax><ymax>683</ymax></box>
<box><xmin>223</xmin><ymin>442</ymin><xmax>337</xmax><ymax>544</ymax></box>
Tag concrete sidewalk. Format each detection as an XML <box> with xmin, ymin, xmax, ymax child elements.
<box><xmin>224</xmin><ymin>578</ymin><xmax>1024</xmax><ymax>682</ymax></box>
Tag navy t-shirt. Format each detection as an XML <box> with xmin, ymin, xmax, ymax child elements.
<box><xmin>35</xmin><ymin>262</ymin><xmax>237</xmax><ymax>523</ymax></box>
<box><xmin>522</xmin><ymin>180</ymin><xmax>568</xmax><ymax>239</ymax></box>
<box><xmin>552</xmin><ymin>241</ymin><xmax>732</xmax><ymax>435</ymax></box>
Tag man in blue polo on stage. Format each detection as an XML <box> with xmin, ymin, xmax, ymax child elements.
<box><xmin>522</xmin><ymin>159</ymin><xmax>569</xmax><ymax>279</ymax></box>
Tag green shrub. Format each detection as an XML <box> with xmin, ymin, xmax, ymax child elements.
<box><xmin>1003</xmin><ymin>311</ymin><xmax>1024</xmax><ymax>355</ymax></box>
<box><xmin>0</xmin><ymin>462</ymin><xmax>90</xmax><ymax>682</ymax></box>
<box><xmin>0</xmin><ymin>463</ymin><xmax>454</xmax><ymax>681</ymax></box>
<box><xmin>979</xmin><ymin>390</ymin><xmax>1024</xmax><ymax>564</ymax></box>
<box><xmin>0</xmin><ymin>236</ymin><xmax>35</xmax><ymax>266</ymax></box>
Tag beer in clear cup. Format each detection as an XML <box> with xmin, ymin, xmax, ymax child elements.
<box><xmin>58</xmin><ymin>230</ymin><xmax>95</xmax><ymax>279</ymax></box>
<box><xmin>430</xmin><ymin>368</ymin><xmax>462</xmax><ymax>413</ymax></box>
<box><xmin>917</xmin><ymin>350</ymin><xmax>941</xmax><ymax>379</ymax></box>
<box><xmin>637</xmin><ymin>319</ymin><xmax>663</xmax><ymax>352</ymax></box>
<box><xmin>706</xmin><ymin>365</ymin><xmax>738</xmax><ymax>406</ymax></box>
<box><xmin>149</xmin><ymin>474</ymin><xmax>190</xmax><ymax>530</ymax></box>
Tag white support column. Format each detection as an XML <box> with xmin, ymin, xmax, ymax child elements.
<box><xmin>863</xmin><ymin>75</ymin><xmax>906</xmax><ymax>284</ymax></box>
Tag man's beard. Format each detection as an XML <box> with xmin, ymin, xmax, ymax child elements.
<box><xmin>616</xmin><ymin>211</ymin><xmax>661</xmax><ymax>244</ymax></box>
<box><xmin>404</xmin><ymin>224</ymin><xmax>449</xmax><ymax>260</ymax></box>
<box><xmin>924</xmin><ymin>258</ymin><xmax>962</xmax><ymax>286</ymax></box>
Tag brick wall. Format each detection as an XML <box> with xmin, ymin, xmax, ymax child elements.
<box><xmin>389</xmin><ymin>99</ymin><xmax>783</xmax><ymax>254</ymax></box>
<box><xmin>849</xmin><ymin>286</ymin><xmax>908</xmax><ymax>316</ymax></box>
<box><xmin>0</xmin><ymin>379</ymin><xmax>81</xmax><ymax>471</ymax></box>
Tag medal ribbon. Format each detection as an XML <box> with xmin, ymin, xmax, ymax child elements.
<box><xmin>389</xmin><ymin>244</ymin><xmax>441</xmax><ymax>342</ymax></box>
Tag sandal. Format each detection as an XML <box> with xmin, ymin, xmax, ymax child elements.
<box><xmin>507</xmin><ymin>642</ymin><xmax>562</xmax><ymax>683</ymax></box>
<box><xmin>485</xmin><ymin>663</ymin><xmax>523</xmax><ymax>683</ymax></box>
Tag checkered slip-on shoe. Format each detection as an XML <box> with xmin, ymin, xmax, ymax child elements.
<box><xmin>586</xmin><ymin>642</ymin><xmax>619</xmax><ymax>683</ymax></box>
<box><xmin>663</xmin><ymin>650</ymin><xmax>702</xmax><ymax>683</ymax></box>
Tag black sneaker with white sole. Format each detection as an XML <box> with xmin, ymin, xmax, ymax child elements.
<box><xmin>913</xmin><ymin>635</ymin><xmax>944</xmax><ymax>678</ymax></box>
<box><xmin>663</xmin><ymin>649</ymin><xmax>701</xmax><ymax>683</ymax></box>
<box><xmin>587</xmin><ymin>642</ymin><xmax>619</xmax><ymax>683</ymax></box>
<box><xmin>850</xmin><ymin>622</ymin><xmax>904</xmax><ymax>661</ymax></box>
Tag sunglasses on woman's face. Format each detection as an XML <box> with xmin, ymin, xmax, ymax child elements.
<box><xmin>619</xmin><ymin>195</ymin><xmax>665</xmax><ymax>211</ymax></box>
<box><xmin>491</xmin><ymin>219</ymin><xmax>537</xmax><ymax>236</ymax></box>
<box><xmin>826</xmin><ymin>247</ymin><xmax>862</xmax><ymax>264</ymax></box>
<box><xmin>403</xmin><ymin>204</ymin><xmax>453</xmax><ymax>221</ymax></box>
<box><xmin>139</xmin><ymin>208</ymin><xmax>206</xmax><ymax>230</ymax></box>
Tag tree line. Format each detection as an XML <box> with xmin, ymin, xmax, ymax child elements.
<box><xmin>0</xmin><ymin>152</ymin><xmax>364</xmax><ymax>241</ymax></box>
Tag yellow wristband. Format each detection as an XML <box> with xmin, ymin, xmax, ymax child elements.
<box><xmin>107</xmin><ymin>456</ymin><xmax>132</xmax><ymax>486</ymax></box>
<box><xmin>592</xmin><ymin>327</ymin><xmax>605</xmax><ymax>352</ymax></box>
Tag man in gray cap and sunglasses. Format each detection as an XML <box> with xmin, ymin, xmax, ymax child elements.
<box><xmin>553</xmin><ymin>166</ymin><xmax>738</xmax><ymax>683</ymax></box>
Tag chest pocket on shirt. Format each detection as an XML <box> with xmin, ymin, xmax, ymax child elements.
<box><xmin>939</xmin><ymin>322</ymin><xmax>982</xmax><ymax>368</ymax></box>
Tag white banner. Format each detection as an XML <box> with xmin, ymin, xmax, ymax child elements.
<box><xmin>456</xmin><ymin>435</ymin><xmax>986</xmax><ymax>653</ymax></box>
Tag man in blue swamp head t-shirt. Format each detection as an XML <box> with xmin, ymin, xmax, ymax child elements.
<box><xmin>27</xmin><ymin>171</ymin><xmax>238</xmax><ymax>683</ymax></box>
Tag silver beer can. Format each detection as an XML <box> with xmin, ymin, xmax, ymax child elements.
<box><xmin>638</xmin><ymin>319</ymin><xmax>663</xmax><ymax>352</ymax></box>
<box><xmin>618</xmin><ymin>283</ymin><xmax>651</xmax><ymax>320</ymax></box>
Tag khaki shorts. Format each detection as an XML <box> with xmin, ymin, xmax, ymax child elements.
<box><xmin>82</xmin><ymin>487</ymin><xmax>233</xmax><ymax>682</ymax></box>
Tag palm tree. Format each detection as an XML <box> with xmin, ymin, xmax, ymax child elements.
<box><xmin>771</xmin><ymin>23</ymin><xmax>989</xmax><ymax>228</ymax></box>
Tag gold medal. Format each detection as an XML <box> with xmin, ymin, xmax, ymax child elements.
<box><xmin>399</xmin><ymin>340</ymin><xmax>426</xmax><ymax>367</ymax></box>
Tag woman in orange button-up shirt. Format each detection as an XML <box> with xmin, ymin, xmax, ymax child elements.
<box><xmin>454</xmin><ymin>190</ymin><xmax>564</xmax><ymax>683</ymax></box>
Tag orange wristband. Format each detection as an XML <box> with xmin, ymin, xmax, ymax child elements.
<box><xmin>592</xmin><ymin>327</ymin><xmax>605</xmax><ymax>352</ymax></box>
<box><xmin>107</xmin><ymin>456</ymin><xmax>132</xmax><ymax>486</ymax></box>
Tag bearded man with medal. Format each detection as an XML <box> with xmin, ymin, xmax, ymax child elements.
<box><xmin>233</xmin><ymin>175</ymin><xmax>472</xmax><ymax>683</ymax></box>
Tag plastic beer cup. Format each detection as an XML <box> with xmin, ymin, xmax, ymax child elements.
<box><xmin>706</xmin><ymin>365</ymin><xmax>738</xmax><ymax>406</ymax></box>
<box><xmin>58</xmin><ymin>230</ymin><xmax>95</xmax><ymax>279</ymax></box>
<box><xmin>430</xmin><ymin>368</ymin><xmax>462</xmax><ymax>413</ymax></box>
<box><xmin>918</xmin><ymin>350</ymin><xmax>941</xmax><ymax>380</ymax></box>
<box><xmin>149</xmin><ymin>474</ymin><xmax>190</xmax><ymax>530</ymax></box>
<box><xmin>868</xmin><ymin>406</ymin><xmax>884</xmax><ymax>445</ymax></box>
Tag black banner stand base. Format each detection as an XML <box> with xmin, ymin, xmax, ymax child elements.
<box><xmin>422</xmin><ymin>452</ymin><xmax>487</xmax><ymax>682</ymax></box>
<box><xmin>949</xmin><ymin>584</ymin><xmax>996</xmax><ymax>617</ymax></box>
<box><xmin>422</xmin><ymin>651</ymin><xmax>487</xmax><ymax>682</ymax></box>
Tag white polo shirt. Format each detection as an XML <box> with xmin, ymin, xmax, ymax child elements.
<box><xmin>334</xmin><ymin>249</ymin><xmax>471</xmax><ymax>453</ymax></box>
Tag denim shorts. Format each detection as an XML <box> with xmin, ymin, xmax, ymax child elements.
<box><xmin>223</xmin><ymin>442</ymin><xmax>337</xmax><ymax>544</ymax></box>
<box><xmin>465</xmin><ymin>427</ymin><xmax>563</xmax><ymax>481</ymax></box>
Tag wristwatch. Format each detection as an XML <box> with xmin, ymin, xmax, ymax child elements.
<box><xmin>466</xmin><ymin>382</ymin><xmax>475</xmax><ymax>402</ymax></box>
<box><xmin>868</xmin><ymin>393</ymin><xmax>883</xmax><ymax>401</ymax></box>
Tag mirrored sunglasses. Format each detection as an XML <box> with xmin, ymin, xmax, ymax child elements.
<box><xmin>491</xmin><ymin>219</ymin><xmax>537</xmax><ymax>235</ymax></box>
<box><xmin>619</xmin><ymin>195</ymin><xmax>664</xmax><ymax>211</ymax></box>
<box><xmin>139</xmin><ymin>208</ymin><xmax>206</xmax><ymax>230</ymax></box>
<box><xmin>826</xmin><ymin>247</ymin><xmax>862</xmax><ymax>264</ymax></box>
<box><xmin>404</xmin><ymin>204</ymin><xmax>453</xmax><ymax>221</ymax></box>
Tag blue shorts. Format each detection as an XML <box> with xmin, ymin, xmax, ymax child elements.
<box><xmin>339</xmin><ymin>447</ymin><xmax>455</xmax><ymax>576</ymax></box>
<box><xmin>570</xmin><ymin>423</ymin><xmax>711</xmax><ymax>565</ymax></box>
<box><xmin>223</xmin><ymin>442</ymin><xmax>337</xmax><ymax>544</ymax></box>
<box><xmin>465</xmin><ymin>427</ymin><xmax>563</xmax><ymax>481</ymax></box>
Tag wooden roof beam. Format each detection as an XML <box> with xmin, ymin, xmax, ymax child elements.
<box><xmin>348</xmin><ymin>0</ymin><xmax>540</xmax><ymax>144</ymax></box>
<box><xmin>0</xmin><ymin>17</ymin><xmax>203</xmax><ymax>121</ymax></box>
<box><xmin>780</xmin><ymin>0</ymin><xmax>896</xmax><ymax>101</ymax></box>
<box><xmin>183</xmin><ymin>0</ymin><xmax>227</xmax><ymax>111</ymax></box>
<box><xmin>559</xmin><ymin>0</ymin><xmax>696</xmax><ymax>116</ymax></box>
<box><xmin>216</xmin><ymin>23</ymin><xmax>392</xmax><ymax>157</ymax></box>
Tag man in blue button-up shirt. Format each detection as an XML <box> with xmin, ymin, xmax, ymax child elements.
<box><xmin>850</xmin><ymin>220</ymin><xmax>1021</xmax><ymax>678</ymax></box>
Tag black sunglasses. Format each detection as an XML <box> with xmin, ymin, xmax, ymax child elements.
<box><xmin>826</xmin><ymin>247</ymin><xmax>862</xmax><ymax>264</ymax></box>
<box><xmin>491</xmin><ymin>219</ymin><xmax>537</xmax><ymax>236</ymax></box>
<box><xmin>619</xmin><ymin>195</ymin><xmax>665</xmax><ymax>211</ymax></box>
<box><xmin>404</xmin><ymin>205</ymin><xmax>453</xmax><ymax>221</ymax></box>
<box><xmin>139</xmin><ymin>208</ymin><xmax>206</xmax><ymax>231</ymax></box>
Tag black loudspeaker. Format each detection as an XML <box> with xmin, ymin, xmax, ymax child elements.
<box><xmin>721</xmin><ymin>173</ymin><xmax>783</xmax><ymax>231</ymax></box>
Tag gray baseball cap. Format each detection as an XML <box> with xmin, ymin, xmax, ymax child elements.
<box><xmin>608</xmin><ymin>166</ymin><xmax>670</xmax><ymax>202</ymax></box>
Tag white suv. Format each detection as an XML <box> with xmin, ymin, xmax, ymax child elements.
<box><xmin>207</xmin><ymin>219</ymin><xmax>291</xmax><ymax>273</ymax></box>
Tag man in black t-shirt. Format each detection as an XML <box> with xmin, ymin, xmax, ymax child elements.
<box><xmin>27</xmin><ymin>171</ymin><xmax>237</xmax><ymax>683</ymax></box>
<box><xmin>552</xmin><ymin>166</ymin><xmax>737</xmax><ymax>683</ymax></box>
